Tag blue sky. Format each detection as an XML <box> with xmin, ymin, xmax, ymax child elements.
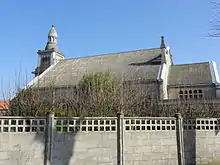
<box><xmin>0</xmin><ymin>0</ymin><xmax>219</xmax><ymax>99</ymax></box>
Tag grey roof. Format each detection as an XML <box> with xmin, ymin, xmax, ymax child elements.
<box><xmin>33</xmin><ymin>48</ymin><xmax>162</xmax><ymax>88</ymax></box>
<box><xmin>168</xmin><ymin>62</ymin><xmax>213</xmax><ymax>86</ymax></box>
<box><xmin>45</xmin><ymin>42</ymin><xmax>59</xmax><ymax>52</ymax></box>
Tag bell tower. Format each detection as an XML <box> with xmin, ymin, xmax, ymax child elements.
<box><xmin>32</xmin><ymin>25</ymin><xmax>64</xmax><ymax>77</ymax></box>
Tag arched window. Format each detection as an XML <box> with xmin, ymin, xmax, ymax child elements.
<box><xmin>184</xmin><ymin>90</ymin><xmax>188</xmax><ymax>94</ymax></box>
<box><xmin>189</xmin><ymin>90</ymin><xmax>192</xmax><ymax>94</ymax></box>
<box><xmin>198</xmin><ymin>89</ymin><xmax>203</xmax><ymax>99</ymax></box>
<box><xmin>179</xmin><ymin>90</ymin><xmax>184</xmax><ymax>99</ymax></box>
<box><xmin>193</xmin><ymin>90</ymin><xmax>197</xmax><ymax>94</ymax></box>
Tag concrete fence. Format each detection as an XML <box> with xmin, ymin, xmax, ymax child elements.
<box><xmin>0</xmin><ymin>113</ymin><xmax>220</xmax><ymax>165</ymax></box>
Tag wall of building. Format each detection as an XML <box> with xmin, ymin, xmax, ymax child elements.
<box><xmin>168</xmin><ymin>85</ymin><xmax>216</xmax><ymax>100</ymax></box>
<box><xmin>1</xmin><ymin>116</ymin><xmax>220</xmax><ymax>165</ymax></box>
<box><xmin>216</xmin><ymin>86</ymin><xmax>220</xmax><ymax>99</ymax></box>
<box><xmin>51</xmin><ymin>52</ymin><xmax>64</xmax><ymax>66</ymax></box>
<box><xmin>132</xmin><ymin>82</ymin><xmax>159</xmax><ymax>99</ymax></box>
<box><xmin>52</xmin><ymin>81</ymin><xmax>159</xmax><ymax>101</ymax></box>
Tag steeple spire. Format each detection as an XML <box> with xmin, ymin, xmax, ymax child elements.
<box><xmin>45</xmin><ymin>25</ymin><xmax>59</xmax><ymax>51</ymax></box>
<box><xmin>33</xmin><ymin>25</ymin><xmax>64</xmax><ymax>77</ymax></box>
<box><xmin>160</xmin><ymin>36</ymin><xmax>166</xmax><ymax>49</ymax></box>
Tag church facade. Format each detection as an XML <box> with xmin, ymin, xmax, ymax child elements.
<box><xmin>28</xmin><ymin>25</ymin><xmax>220</xmax><ymax>101</ymax></box>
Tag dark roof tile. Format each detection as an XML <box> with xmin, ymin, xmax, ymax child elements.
<box><xmin>33</xmin><ymin>48</ymin><xmax>162</xmax><ymax>87</ymax></box>
<box><xmin>168</xmin><ymin>62</ymin><xmax>212</xmax><ymax>86</ymax></box>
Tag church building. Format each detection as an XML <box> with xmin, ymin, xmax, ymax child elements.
<box><xmin>28</xmin><ymin>25</ymin><xmax>220</xmax><ymax>101</ymax></box>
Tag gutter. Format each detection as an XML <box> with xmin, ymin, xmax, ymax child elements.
<box><xmin>167</xmin><ymin>83</ymin><xmax>216</xmax><ymax>88</ymax></box>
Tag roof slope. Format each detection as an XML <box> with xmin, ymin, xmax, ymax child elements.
<box><xmin>32</xmin><ymin>48</ymin><xmax>162</xmax><ymax>88</ymax></box>
<box><xmin>168</xmin><ymin>62</ymin><xmax>213</xmax><ymax>86</ymax></box>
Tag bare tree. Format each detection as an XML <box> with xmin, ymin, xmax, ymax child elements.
<box><xmin>7</xmin><ymin>71</ymin><xmax>220</xmax><ymax>118</ymax></box>
<box><xmin>209</xmin><ymin>1</ymin><xmax>220</xmax><ymax>37</ymax></box>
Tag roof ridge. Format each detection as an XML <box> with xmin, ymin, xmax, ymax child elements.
<box><xmin>172</xmin><ymin>61</ymin><xmax>210</xmax><ymax>66</ymax></box>
<box><xmin>63</xmin><ymin>47</ymin><xmax>160</xmax><ymax>61</ymax></box>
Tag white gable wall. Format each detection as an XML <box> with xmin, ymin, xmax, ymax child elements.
<box><xmin>157</xmin><ymin>47</ymin><xmax>172</xmax><ymax>100</ymax></box>
<box><xmin>209</xmin><ymin>61</ymin><xmax>220</xmax><ymax>98</ymax></box>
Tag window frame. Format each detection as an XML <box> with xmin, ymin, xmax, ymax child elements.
<box><xmin>179</xmin><ymin>89</ymin><xmax>204</xmax><ymax>100</ymax></box>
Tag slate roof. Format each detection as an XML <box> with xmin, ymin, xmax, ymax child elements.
<box><xmin>168</xmin><ymin>62</ymin><xmax>213</xmax><ymax>86</ymax></box>
<box><xmin>32</xmin><ymin>48</ymin><xmax>162</xmax><ymax>88</ymax></box>
<box><xmin>45</xmin><ymin>42</ymin><xmax>59</xmax><ymax>52</ymax></box>
<box><xmin>45</xmin><ymin>25</ymin><xmax>59</xmax><ymax>51</ymax></box>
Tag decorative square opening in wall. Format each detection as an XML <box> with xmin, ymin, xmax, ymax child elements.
<box><xmin>0</xmin><ymin>118</ymin><xmax>46</xmax><ymax>133</ymax></box>
<box><xmin>54</xmin><ymin>117</ymin><xmax>117</xmax><ymax>133</ymax></box>
<box><xmin>183</xmin><ymin>118</ymin><xmax>220</xmax><ymax>131</ymax></box>
<box><xmin>124</xmin><ymin>117</ymin><xmax>176</xmax><ymax>132</ymax></box>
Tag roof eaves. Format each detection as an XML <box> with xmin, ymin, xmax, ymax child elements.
<box><xmin>172</xmin><ymin>61</ymin><xmax>210</xmax><ymax>67</ymax></box>
<box><xmin>167</xmin><ymin>83</ymin><xmax>215</xmax><ymax>88</ymax></box>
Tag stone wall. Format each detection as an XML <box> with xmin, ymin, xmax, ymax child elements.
<box><xmin>184</xmin><ymin>118</ymin><xmax>220</xmax><ymax>165</ymax></box>
<box><xmin>1</xmin><ymin>115</ymin><xmax>220</xmax><ymax>165</ymax></box>
<box><xmin>0</xmin><ymin>117</ymin><xmax>46</xmax><ymax>165</ymax></box>
<box><xmin>52</xmin><ymin>117</ymin><xmax>118</xmax><ymax>165</ymax></box>
<box><xmin>131</xmin><ymin>82</ymin><xmax>158</xmax><ymax>99</ymax></box>
<box><xmin>123</xmin><ymin>117</ymin><xmax>177</xmax><ymax>165</ymax></box>
<box><xmin>168</xmin><ymin>86</ymin><xmax>216</xmax><ymax>100</ymax></box>
<box><xmin>52</xmin><ymin>81</ymin><xmax>159</xmax><ymax>101</ymax></box>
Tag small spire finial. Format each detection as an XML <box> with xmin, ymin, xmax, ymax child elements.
<box><xmin>52</xmin><ymin>24</ymin><xmax>55</xmax><ymax>28</ymax></box>
<box><xmin>160</xmin><ymin>36</ymin><xmax>166</xmax><ymax>49</ymax></box>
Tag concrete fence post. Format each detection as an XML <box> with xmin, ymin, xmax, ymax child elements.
<box><xmin>175</xmin><ymin>113</ymin><xmax>185</xmax><ymax>165</ymax></box>
<box><xmin>45</xmin><ymin>111</ymin><xmax>54</xmax><ymax>165</ymax></box>
<box><xmin>117</xmin><ymin>112</ymin><xmax>124</xmax><ymax>165</ymax></box>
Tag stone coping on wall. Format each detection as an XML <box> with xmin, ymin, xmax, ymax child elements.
<box><xmin>0</xmin><ymin>116</ymin><xmax>220</xmax><ymax>133</ymax></box>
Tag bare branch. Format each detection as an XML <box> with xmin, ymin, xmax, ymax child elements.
<box><xmin>209</xmin><ymin>1</ymin><xmax>220</xmax><ymax>37</ymax></box>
